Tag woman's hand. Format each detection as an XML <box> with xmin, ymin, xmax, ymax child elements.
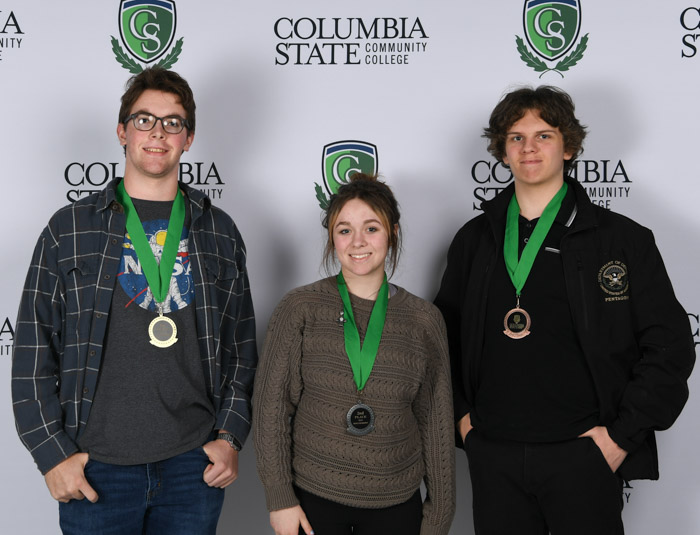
<box><xmin>270</xmin><ymin>505</ymin><xmax>314</xmax><ymax>535</ymax></box>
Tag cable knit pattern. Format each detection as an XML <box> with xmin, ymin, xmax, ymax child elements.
<box><xmin>254</xmin><ymin>277</ymin><xmax>455</xmax><ymax>535</ymax></box>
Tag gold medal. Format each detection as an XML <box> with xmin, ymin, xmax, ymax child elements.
<box><xmin>116</xmin><ymin>183</ymin><xmax>184</xmax><ymax>351</ymax></box>
<box><xmin>148</xmin><ymin>309</ymin><xmax>178</xmax><ymax>348</ymax></box>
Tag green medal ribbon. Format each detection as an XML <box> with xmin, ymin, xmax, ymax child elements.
<box><xmin>336</xmin><ymin>272</ymin><xmax>389</xmax><ymax>392</ymax></box>
<box><xmin>504</xmin><ymin>182</ymin><xmax>568</xmax><ymax>296</ymax></box>
<box><xmin>116</xmin><ymin>180</ymin><xmax>185</xmax><ymax>306</ymax></box>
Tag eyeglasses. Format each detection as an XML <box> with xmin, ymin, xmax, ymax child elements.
<box><xmin>124</xmin><ymin>113</ymin><xmax>190</xmax><ymax>134</ymax></box>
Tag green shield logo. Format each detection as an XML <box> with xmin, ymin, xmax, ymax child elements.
<box><xmin>524</xmin><ymin>0</ymin><xmax>581</xmax><ymax>61</ymax></box>
<box><xmin>322</xmin><ymin>141</ymin><xmax>378</xmax><ymax>195</ymax></box>
<box><xmin>119</xmin><ymin>0</ymin><xmax>176</xmax><ymax>63</ymax></box>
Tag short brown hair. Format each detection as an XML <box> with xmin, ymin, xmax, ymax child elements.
<box><xmin>322</xmin><ymin>173</ymin><xmax>402</xmax><ymax>277</ymax></box>
<box><xmin>119</xmin><ymin>67</ymin><xmax>196</xmax><ymax>133</ymax></box>
<box><xmin>483</xmin><ymin>85</ymin><xmax>586</xmax><ymax>174</ymax></box>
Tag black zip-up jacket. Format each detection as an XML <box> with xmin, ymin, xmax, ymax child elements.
<box><xmin>435</xmin><ymin>177</ymin><xmax>695</xmax><ymax>480</ymax></box>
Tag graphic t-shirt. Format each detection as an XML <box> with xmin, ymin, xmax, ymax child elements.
<box><xmin>119</xmin><ymin>210</ymin><xmax>193</xmax><ymax>314</ymax></box>
<box><xmin>78</xmin><ymin>197</ymin><xmax>215</xmax><ymax>465</ymax></box>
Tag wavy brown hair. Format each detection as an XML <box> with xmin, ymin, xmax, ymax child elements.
<box><xmin>483</xmin><ymin>85</ymin><xmax>586</xmax><ymax>174</ymax></box>
<box><xmin>119</xmin><ymin>67</ymin><xmax>196</xmax><ymax>133</ymax></box>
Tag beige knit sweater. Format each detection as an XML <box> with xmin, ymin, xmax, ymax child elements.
<box><xmin>253</xmin><ymin>277</ymin><xmax>455</xmax><ymax>535</ymax></box>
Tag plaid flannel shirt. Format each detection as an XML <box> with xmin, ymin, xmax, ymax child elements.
<box><xmin>12</xmin><ymin>179</ymin><xmax>257</xmax><ymax>474</ymax></box>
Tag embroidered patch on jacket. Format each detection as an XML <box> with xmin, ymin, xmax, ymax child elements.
<box><xmin>598</xmin><ymin>261</ymin><xmax>629</xmax><ymax>302</ymax></box>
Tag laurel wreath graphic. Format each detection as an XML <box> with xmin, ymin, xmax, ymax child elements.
<box><xmin>515</xmin><ymin>33</ymin><xmax>589</xmax><ymax>78</ymax></box>
<box><xmin>156</xmin><ymin>38</ymin><xmax>184</xmax><ymax>70</ymax></box>
<box><xmin>314</xmin><ymin>183</ymin><xmax>330</xmax><ymax>211</ymax></box>
<box><xmin>110</xmin><ymin>36</ymin><xmax>184</xmax><ymax>74</ymax></box>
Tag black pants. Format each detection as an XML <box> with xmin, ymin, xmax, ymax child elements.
<box><xmin>295</xmin><ymin>487</ymin><xmax>422</xmax><ymax>535</ymax></box>
<box><xmin>464</xmin><ymin>430</ymin><xmax>624</xmax><ymax>535</ymax></box>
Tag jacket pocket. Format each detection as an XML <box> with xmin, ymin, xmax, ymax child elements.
<box><xmin>60</xmin><ymin>256</ymin><xmax>101</xmax><ymax>291</ymax></box>
<box><xmin>59</xmin><ymin>256</ymin><xmax>102</xmax><ymax>347</ymax></box>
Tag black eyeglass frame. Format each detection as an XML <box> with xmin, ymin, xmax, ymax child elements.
<box><xmin>124</xmin><ymin>112</ymin><xmax>190</xmax><ymax>134</ymax></box>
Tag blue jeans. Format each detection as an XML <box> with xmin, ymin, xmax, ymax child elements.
<box><xmin>59</xmin><ymin>446</ymin><xmax>225</xmax><ymax>535</ymax></box>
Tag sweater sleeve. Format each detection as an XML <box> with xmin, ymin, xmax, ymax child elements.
<box><xmin>253</xmin><ymin>291</ymin><xmax>305</xmax><ymax>511</ymax></box>
<box><xmin>414</xmin><ymin>307</ymin><xmax>456</xmax><ymax>535</ymax></box>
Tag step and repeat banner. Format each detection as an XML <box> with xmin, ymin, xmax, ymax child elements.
<box><xmin>1</xmin><ymin>1</ymin><xmax>699</xmax><ymax>533</ymax></box>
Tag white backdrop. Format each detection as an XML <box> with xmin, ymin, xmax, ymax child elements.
<box><xmin>1</xmin><ymin>1</ymin><xmax>698</xmax><ymax>533</ymax></box>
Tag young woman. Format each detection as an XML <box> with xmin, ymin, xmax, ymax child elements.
<box><xmin>254</xmin><ymin>174</ymin><xmax>455</xmax><ymax>535</ymax></box>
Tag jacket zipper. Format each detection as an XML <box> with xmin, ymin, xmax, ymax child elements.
<box><xmin>576</xmin><ymin>256</ymin><xmax>590</xmax><ymax>331</ymax></box>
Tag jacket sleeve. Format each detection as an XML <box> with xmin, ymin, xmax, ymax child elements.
<box><xmin>214</xmin><ymin>226</ymin><xmax>258</xmax><ymax>446</ymax></box>
<box><xmin>607</xmin><ymin>229</ymin><xmax>695</xmax><ymax>454</ymax></box>
<box><xmin>253</xmin><ymin>292</ymin><xmax>304</xmax><ymax>512</ymax></box>
<box><xmin>434</xmin><ymin>227</ymin><xmax>472</xmax><ymax>424</ymax></box>
<box><xmin>12</xmin><ymin>227</ymin><xmax>79</xmax><ymax>474</ymax></box>
<box><xmin>415</xmin><ymin>308</ymin><xmax>456</xmax><ymax>535</ymax></box>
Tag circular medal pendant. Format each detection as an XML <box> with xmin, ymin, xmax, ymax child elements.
<box><xmin>503</xmin><ymin>307</ymin><xmax>531</xmax><ymax>339</ymax></box>
<box><xmin>148</xmin><ymin>315</ymin><xmax>178</xmax><ymax>348</ymax></box>
<box><xmin>346</xmin><ymin>403</ymin><xmax>375</xmax><ymax>436</ymax></box>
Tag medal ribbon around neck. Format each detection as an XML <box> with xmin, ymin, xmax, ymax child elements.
<box><xmin>116</xmin><ymin>180</ymin><xmax>185</xmax><ymax>306</ymax></box>
<box><xmin>336</xmin><ymin>271</ymin><xmax>389</xmax><ymax>392</ymax></box>
<box><xmin>504</xmin><ymin>182</ymin><xmax>568</xmax><ymax>296</ymax></box>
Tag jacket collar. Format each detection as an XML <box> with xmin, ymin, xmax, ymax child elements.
<box><xmin>564</xmin><ymin>176</ymin><xmax>597</xmax><ymax>231</ymax></box>
<box><xmin>480</xmin><ymin>175</ymin><xmax>598</xmax><ymax>243</ymax></box>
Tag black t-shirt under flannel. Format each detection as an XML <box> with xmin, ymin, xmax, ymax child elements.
<box><xmin>472</xmin><ymin>188</ymin><xmax>599</xmax><ymax>443</ymax></box>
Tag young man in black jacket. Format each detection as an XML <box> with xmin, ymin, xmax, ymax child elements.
<box><xmin>435</xmin><ymin>86</ymin><xmax>695</xmax><ymax>534</ymax></box>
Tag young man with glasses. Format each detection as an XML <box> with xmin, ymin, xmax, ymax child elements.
<box><xmin>435</xmin><ymin>86</ymin><xmax>695</xmax><ymax>534</ymax></box>
<box><xmin>12</xmin><ymin>67</ymin><xmax>257</xmax><ymax>534</ymax></box>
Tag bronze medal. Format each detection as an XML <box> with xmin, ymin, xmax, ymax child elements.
<box><xmin>503</xmin><ymin>306</ymin><xmax>531</xmax><ymax>339</ymax></box>
<box><xmin>502</xmin><ymin>184</ymin><xmax>568</xmax><ymax>341</ymax></box>
<box><xmin>346</xmin><ymin>403</ymin><xmax>375</xmax><ymax>436</ymax></box>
